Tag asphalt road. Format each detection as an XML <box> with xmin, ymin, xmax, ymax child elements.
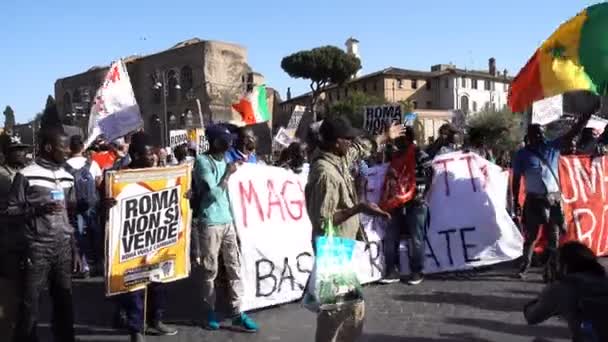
<box><xmin>36</xmin><ymin>263</ymin><xmax>573</xmax><ymax>342</ymax></box>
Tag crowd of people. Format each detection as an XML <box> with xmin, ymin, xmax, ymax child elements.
<box><xmin>0</xmin><ymin>105</ymin><xmax>607</xmax><ymax>341</ymax></box>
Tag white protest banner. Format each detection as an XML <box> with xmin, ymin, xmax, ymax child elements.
<box><xmin>532</xmin><ymin>94</ymin><xmax>563</xmax><ymax>125</ymax></box>
<box><xmin>400</xmin><ymin>152</ymin><xmax>523</xmax><ymax>275</ymax></box>
<box><xmin>169</xmin><ymin>129</ymin><xmax>188</xmax><ymax>149</ymax></box>
<box><xmin>356</xmin><ymin>163</ymin><xmax>389</xmax><ymax>284</ymax></box>
<box><xmin>228</xmin><ymin>164</ymin><xmax>387</xmax><ymax>310</ymax></box>
<box><xmin>364</xmin><ymin>104</ymin><xmax>403</xmax><ymax>135</ymax></box>
<box><xmin>87</xmin><ymin>60</ymin><xmax>143</xmax><ymax>145</ymax></box>
<box><xmin>229</xmin><ymin>164</ymin><xmax>313</xmax><ymax>311</ymax></box>
<box><xmin>105</xmin><ymin>164</ymin><xmax>192</xmax><ymax>296</ymax></box>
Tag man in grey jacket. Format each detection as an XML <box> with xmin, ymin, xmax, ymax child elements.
<box><xmin>6</xmin><ymin>127</ymin><xmax>80</xmax><ymax>342</ymax></box>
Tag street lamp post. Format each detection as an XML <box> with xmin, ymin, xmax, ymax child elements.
<box><xmin>154</xmin><ymin>71</ymin><xmax>181</xmax><ymax>147</ymax></box>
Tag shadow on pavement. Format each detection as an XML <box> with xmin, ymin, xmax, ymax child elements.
<box><xmin>445</xmin><ymin>317</ymin><xmax>569</xmax><ymax>339</ymax></box>
<box><xmin>394</xmin><ymin>291</ymin><xmax>530</xmax><ymax>312</ymax></box>
<box><xmin>362</xmin><ymin>332</ymin><xmax>492</xmax><ymax>341</ymax></box>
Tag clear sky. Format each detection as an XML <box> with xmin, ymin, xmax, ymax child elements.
<box><xmin>0</xmin><ymin>0</ymin><xmax>595</xmax><ymax>123</ymax></box>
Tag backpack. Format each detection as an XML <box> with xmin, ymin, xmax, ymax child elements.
<box><xmin>65</xmin><ymin>159</ymin><xmax>99</xmax><ymax>213</ymax></box>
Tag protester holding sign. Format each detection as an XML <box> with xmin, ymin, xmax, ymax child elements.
<box><xmin>305</xmin><ymin>117</ymin><xmax>403</xmax><ymax>342</ymax></box>
<box><xmin>380</xmin><ymin>126</ymin><xmax>432</xmax><ymax>285</ymax></box>
<box><xmin>513</xmin><ymin>110</ymin><xmax>592</xmax><ymax>282</ymax></box>
<box><xmin>6</xmin><ymin>127</ymin><xmax>80</xmax><ymax>342</ymax></box>
<box><xmin>192</xmin><ymin>124</ymin><xmax>259</xmax><ymax>333</ymax></box>
<box><xmin>104</xmin><ymin>132</ymin><xmax>178</xmax><ymax>342</ymax></box>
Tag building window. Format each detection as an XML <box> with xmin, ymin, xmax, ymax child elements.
<box><xmin>460</xmin><ymin>95</ymin><xmax>470</xmax><ymax>114</ymax></box>
<box><xmin>411</xmin><ymin>79</ymin><xmax>418</xmax><ymax>89</ymax></box>
<box><xmin>461</xmin><ymin>77</ymin><xmax>466</xmax><ymax>88</ymax></box>
<box><xmin>63</xmin><ymin>92</ymin><xmax>72</xmax><ymax>114</ymax></box>
<box><xmin>167</xmin><ymin>70</ymin><xmax>179</xmax><ymax>104</ymax></box>
<box><xmin>72</xmin><ymin>89</ymin><xmax>81</xmax><ymax>104</ymax></box>
<box><xmin>472</xmin><ymin>79</ymin><xmax>478</xmax><ymax>89</ymax></box>
<box><xmin>344</xmin><ymin>88</ymin><xmax>349</xmax><ymax>97</ymax></box>
<box><xmin>473</xmin><ymin>101</ymin><xmax>478</xmax><ymax>112</ymax></box>
<box><xmin>181</xmin><ymin>66</ymin><xmax>193</xmax><ymax>93</ymax></box>
<box><xmin>373</xmin><ymin>81</ymin><xmax>378</xmax><ymax>91</ymax></box>
<box><xmin>426</xmin><ymin>101</ymin><xmax>432</xmax><ymax>108</ymax></box>
<box><xmin>397</xmin><ymin>79</ymin><xmax>403</xmax><ymax>89</ymax></box>
<box><xmin>484</xmin><ymin>80</ymin><xmax>491</xmax><ymax>91</ymax></box>
<box><xmin>413</xmin><ymin>101</ymin><xmax>418</xmax><ymax>109</ymax></box>
<box><xmin>353</xmin><ymin>84</ymin><xmax>358</xmax><ymax>92</ymax></box>
<box><xmin>426</xmin><ymin>79</ymin><xmax>431</xmax><ymax>90</ymax></box>
<box><xmin>444</xmin><ymin>78</ymin><xmax>449</xmax><ymax>89</ymax></box>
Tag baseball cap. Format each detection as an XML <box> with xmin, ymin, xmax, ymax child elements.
<box><xmin>319</xmin><ymin>117</ymin><xmax>362</xmax><ymax>142</ymax></box>
<box><xmin>206</xmin><ymin>124</ymin><xmax>233</xmax><ymax>145</ymax></box>
<box><xmin>6</xmin><ymin>136</ymin><xmax>30</xmax><ymax>150</ymax></box>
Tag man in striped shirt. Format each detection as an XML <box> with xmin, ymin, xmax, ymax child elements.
<box><xmin>6</xmin><ymin>127</ymin><xmax>80</xmax><ymax>342</ymax></box>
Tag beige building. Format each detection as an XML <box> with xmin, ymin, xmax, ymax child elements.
<box><xmin>55</xmin><ymin>38</ymin><xmax>270</xmax><ymax>145</ymax></box>
<box><xmin>279</xmin><ymin>39</ymin><xmax>512</xmax><ymax>142</ymax></box>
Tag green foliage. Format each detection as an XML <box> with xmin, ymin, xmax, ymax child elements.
<box><xmin>327</xmin><ymin>91</ymin><xmax>384</xmax><ymax>128</ymax></box>
<box><xmin>281</xmin><ymin>46</ymin><xmax>361</xmax><ymax>118</ymax></box>
<box><xmin>398</xmin><ymin>100</ymin><xmax>414</xmax><ymax>114</ymax></box>
<box><xmin>466</xmin><ymin>107</ymin><xmax>523</xmax><ymax>153</ymax></box>
<box><xmin>281</xmin><ymin>46</ymin><xmax>361</xmax><ymax>88</ymax></box>
<box><xmin>3</xmin><ymin>105</ymin><xmax>15</xmax><ymax>130</ymax></box>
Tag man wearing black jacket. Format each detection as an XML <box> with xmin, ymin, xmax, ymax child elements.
<box><xmin>6</xmin><ymin>127</ymin><xmax>81</xmax><ymax>342</ymax></box>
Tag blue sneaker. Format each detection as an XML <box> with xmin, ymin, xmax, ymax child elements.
<box><xmin>205</xmin><ymin>310</ymin><xmax>220</xmax><ymax>330</ymax></box>
<box><xmin>232</xmin><ymin>312</ymin><xmax>258</xmax><ymax>332</ymax></box>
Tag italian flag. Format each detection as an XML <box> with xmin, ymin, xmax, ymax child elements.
<box><xmin>232</xmin><ymin>85</ymin><xmax>270</xmax><ymax>124</ymax></box>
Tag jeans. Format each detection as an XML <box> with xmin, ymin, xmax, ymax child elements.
<box><xmin>72</xmin><ymin>207</ymin><xmax>101</xmax><ymax>272</ymax></box>
<box><xmin>385</xmin><ymin>201</ymin><xmax>429</xmax><ymax>274</ymax></box>
<box><xmin>199</xmin><ymin>223</ymin><xmax>243</xmax><ymax>316</ymax></box>
<box><xmin>16</xmin><ymin>238</ymin><xmax>74</xmax><ymax>342</ymax></box>
<box><xmin>118</xmin><ymin>283</ymin><xmax>166</xmax><ymax>334</ymax></box>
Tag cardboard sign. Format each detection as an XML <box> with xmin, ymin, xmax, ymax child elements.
<box><xmin>532</xmin><ymin>94</ymin><xmax>563</xmax><ymax>125</ymax></box>
<box><xmin>400</xmin><ymin>152</ymin><xmax>524</xmax><ymax>274</ymax></box>
<box><xmin>559</xmin><ymin>156</ymin><xmax>608</xmax><ymax>256</ymax></box>
<box><xmin>105</xmin><ymin>164</ymin><xmax>192</xmax><ymax>296</ymax></box>
<box><xmin>364</xmin><ymin>105</ymin><xmax>403</xmax><ymax>135</ymax></box>
<box><xmin>169</xmin><ymin>129</ymin><xmax>188</xmax><ymax>149</ymax></box>
<box><xmin>286</xmin><ymin>105</ymin><xmax>306</xmax><ymax>131</ymax></box>
<box><xmin>187</xmin><ymin>128</ymin><xmax>209</xmax><ymax>154</ymax></box>
<box><xmin>87</xmin><ymin>60</ymin><xmax>143</xmax><ymax>145</ymax></box>
<box><xmin>274</xmin><ymin>127</ymin><xmax>293</xmax><ymax>148</ymax></box>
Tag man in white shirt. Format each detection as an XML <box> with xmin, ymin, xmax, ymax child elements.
<box><xmin>65</xmin><ymin>135</ymin><xmax>102</xmax><ymax>277</ymax></box>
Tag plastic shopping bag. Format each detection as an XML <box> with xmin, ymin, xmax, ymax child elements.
<box><xmin>302</xmin><ymin>220</ymin><xmax>364</xmax><ymax>312</ymax></box>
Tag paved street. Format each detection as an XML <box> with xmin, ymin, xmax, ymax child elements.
<box><xmin>37</xmin><ymin>263</ymin><xmax>572</xmax><ymax>342</ymax></box>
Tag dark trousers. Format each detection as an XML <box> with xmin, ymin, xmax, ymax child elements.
<box><xmin>520</xmin><ymin>195</ymin><xmax>562</xmax><ymax>278</ymax></box>
<box><xmin>16</xmin><ymin>239</ymin><xmax>74</xmax><ymax>342</ymax></box>
<box><xmin>118</xmin><ymin>283</ymin><xmax>166</xmax><ymax>334</ymax></box>
<box><xmin>385</xmin><ymin>201</ymin><xmax>429</xmax><ymax>274</ymax></box>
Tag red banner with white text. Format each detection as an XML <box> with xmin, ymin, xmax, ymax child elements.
<box><xmin>559</xmin><ymin>155</ymin><xmax>608</xmax><ymax>256</ymax></box>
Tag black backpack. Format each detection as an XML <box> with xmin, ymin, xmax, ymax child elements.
<box><xmin>64</xmin><ymin>160</ymin><xmax>99</xmax><ymax>213</ymax></box>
